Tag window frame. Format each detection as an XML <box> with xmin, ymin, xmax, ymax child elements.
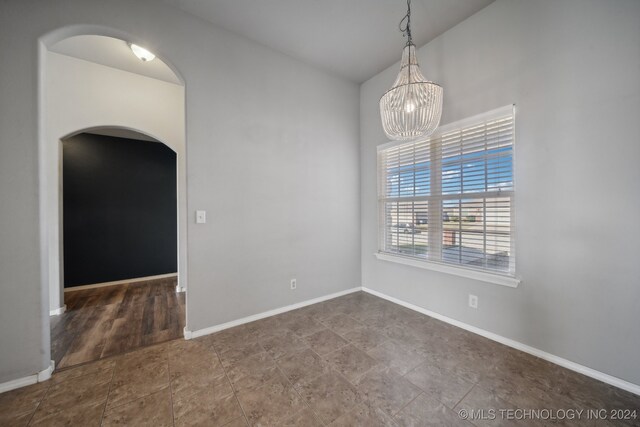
<box><xmin>376</xmin><ymin>105</ymin><xmax>520</xmax><ymax>287</ymax></box>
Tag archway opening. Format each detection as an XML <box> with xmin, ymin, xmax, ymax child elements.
<box><xmin>40</xmin><ymin>30</ymin><xmax>187</xmax><ymax>370</ymax></box>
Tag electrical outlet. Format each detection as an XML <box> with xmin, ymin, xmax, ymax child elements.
<box><xmin>468</xmin><ymin>294</ymin><xmax>478</xmax><ymax>309</ymax></box>
<box><xmin>290</xmin><ymin>278</ymin><xmax>297</xmax><ymax>290</ymax></box>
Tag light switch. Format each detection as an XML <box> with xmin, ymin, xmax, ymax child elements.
<box><xmin>196</xmin><ymin>210</ymin><xmax>206</xmax><ymax>224</ymax></box>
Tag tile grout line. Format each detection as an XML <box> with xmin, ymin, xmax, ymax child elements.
<box><xmin>56</xmin><ymin>335</ymin><xmax>182</xmax><ymax>373</ymax></box>
<box><xmin>274</xmin><ymin>363</ymin><xmax>324</xmax><ymax>426</ymax></box>
<box><xmin>450</xmin><ymin>383</ymin><xmax>481</xmax><ymax>427</ymax></box>
<box><xmin>209</xmin><ymin>340</ymin><xmax>251</xmax><ymax>426</ymax></box>
<box><xmin>93</xmin><ymin>349</ymin><xmax>170</xmax><ymax>412</ymax></box>
<box><xmin>402</xmin><ymin>359</ymin><xmax>475</xmax><ymax>413</ymax></box>
<box><xmin>24</xmin><ymin>382</ymin><xmax>53</xmax><ymax>426</ymax></box>
<box><xmin>98</xmin><ymin>358</ymin><xmax>117</xmax><ymax>427</ymax></box>
<box><xmin>255</xmin><ymin>330</ymin><xmax>324</xmax><ymax>425</ymax></box>
<box><xmin>453</xmin><ymin>382</ymin><xmax>477</xmax><ymax>410</ymax></box>
<box><xmin>293</xmin><ymin>304</ymin><xmax>410</xmax><ymax>422</ymax></box>
<box><xmin>392</xmin><ymin>391</ymin><xmax>425</xmax><ymax>420</ymax></box>
<box><xmin>228</xmin><ymin>320</ymin><xmax>336</xmax><ymax>424</ymax></box>
<box><xmin>166</xmin><ymin>346</ymin><xmax>176</xmax><ymax>427</ymax></box>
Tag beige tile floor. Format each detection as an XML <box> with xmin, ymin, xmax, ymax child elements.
<box><xmin>1</xmin><ymin>291</ymin><xmax>639</xmax><ymax>426</ymax></box>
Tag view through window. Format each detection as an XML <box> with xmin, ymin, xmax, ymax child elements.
<box><xmin>378</xmin><ymin>106</ymin><xmax>515</xmax><ymax>275</ymax></box>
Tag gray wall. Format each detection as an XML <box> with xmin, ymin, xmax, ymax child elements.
<box><xmin>0</xmin><ymin>0</ymin><xmax>360</xmax><ymax>383</ymax></box>
<box><xmin>361</xmin><ymin>0</ymin><xmax>640</xmax><ymax>385</ymax></box>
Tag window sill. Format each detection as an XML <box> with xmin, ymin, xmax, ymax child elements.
<box><xmin>374</xmin><ymin>252</ymin><xmax>521</xmax><ymax>288</ymax></box>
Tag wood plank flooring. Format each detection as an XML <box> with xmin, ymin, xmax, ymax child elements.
<box><xmin>50</xmin><ymin>277</ymin><xmax>185</xmax><ymax>369</ymax></box>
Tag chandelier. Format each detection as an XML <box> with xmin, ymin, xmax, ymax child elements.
<box><xmin>380</xmin><ymin>0</ymin><xmax>443</xmax><ymax>141</ymax></box>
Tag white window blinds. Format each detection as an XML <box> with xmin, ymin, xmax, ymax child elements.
<box><xmin>378</xmin><ymin>105</ymin><xmax>515</xmax><ymax>276</ymax></box>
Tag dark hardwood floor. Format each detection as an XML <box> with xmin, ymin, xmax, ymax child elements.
<box><xmin>50</xmin><ymin>277</ymin><xmax>185</xmax><ymax>369</ymax></box>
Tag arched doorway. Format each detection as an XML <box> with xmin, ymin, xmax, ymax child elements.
<box><xmin>39</xmin><ymin>28</ymin><xmax>187</xmax><ymax>370</ymax></box>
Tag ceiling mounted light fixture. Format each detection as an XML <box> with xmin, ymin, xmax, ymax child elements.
<box><xmin>129</xmin><ymin>43</ymin><xmax>155</xmax><ymax>62</ymax></box>
<box><xmin>380</xmin><ymin>0</ymin><xmax>443</xmax><ymax>141</ymax></box>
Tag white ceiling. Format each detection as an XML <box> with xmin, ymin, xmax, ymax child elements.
<box><xmin>165</xmin><ymin>0</ymin><xmax>495</xmax><ymax>83</ymax></box>
<box><xmin>49</xmin><ymin>35</ymin><xmax>182</xmax><ymax>85</ymax></box>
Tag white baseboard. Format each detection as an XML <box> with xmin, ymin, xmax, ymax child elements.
<box><xmin>64</xmin><ymin>273</ymin><xmax>178</xmax><ymax>292</ymax></box>
<box><xmin>0</xmin><ymin>360</ymin><xmax>55</xmax><ymax>394</ymax></box>
<box><xmin>37</xmin><ymin>360</ymin><xmax>55</xmax><ymax>382</ymax></box>
<box><xmin>49</xmin><ymin>305</ymin><xmax>66</xmax><ymax>316</ymax></box>
<box><xmin>362</xmin><ymin>287</ymin><xmax>640</xmax><ymax>397</ymax></box>
<box><xmin>183</xmin><ymin>326</ymin><xmax>192</xmax><ymax>340</ymax></box>
<box><xmin>184</xmin><ymin>287</ymin><xmax>361</xmax><ymax>340</ymax></box>
<box><xmin>0</xmin><ymin>375</ymin><xmax>37</xmax><ymax>394</ymax></box>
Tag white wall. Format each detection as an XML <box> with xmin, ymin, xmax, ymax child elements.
<box><xmin>0</xmin><ymin>0</ymin><xmax>360</xmax><ymax>384</ymax></box>
<box><xmin>361</xmin><ymin>0</ymin><xmax>640</xmax><ymax>385</ymax></box>
<box><xmin>44</xmin><ymin>51</ymin><xmax>187</xmax><ymax>313</ymax></box>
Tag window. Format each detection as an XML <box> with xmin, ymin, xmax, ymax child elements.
<box><xmin>377</xmin><ymin>105</ymin><xmax>515</xmax><ymax>277</ymax></box>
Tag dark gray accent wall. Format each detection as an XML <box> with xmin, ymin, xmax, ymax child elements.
<box><xmin>63</xmin><ymin>133</ymin><xmax>177</xmax><ymax>287</ymax></box>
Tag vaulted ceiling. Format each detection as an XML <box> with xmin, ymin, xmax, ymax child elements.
<box><xmin>165</xmin><ymin>0</ymin><xmax>495</xmax><ymax>83</ymax></box>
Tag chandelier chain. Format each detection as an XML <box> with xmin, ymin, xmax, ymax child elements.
<box><xmin>399</xmin><ymin>0</ymin><xmax>413</xmax><ymax>45</ymax></box>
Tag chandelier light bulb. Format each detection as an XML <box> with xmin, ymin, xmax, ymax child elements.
<box><xmin>404</xmin><ymin>93</ymin><xmax>417</xmax><ymax>113</ymax></box>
